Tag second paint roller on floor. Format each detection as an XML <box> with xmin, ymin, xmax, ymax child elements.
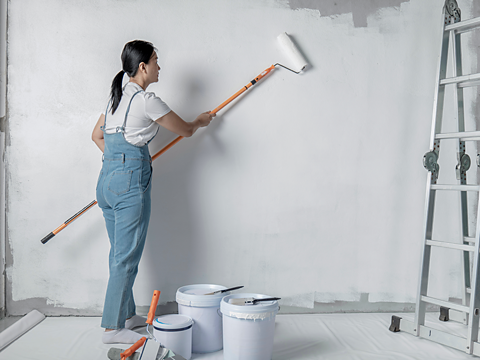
<box><xmin>40</xmin><ymin>33</ymin><xmax>309</xmax><ymax>244</ymax></box>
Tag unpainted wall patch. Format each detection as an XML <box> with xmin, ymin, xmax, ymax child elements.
<box><xmin>287</xmin><ymin>0</ymin><xmax>410</xmax><ymax>27</ymax></box>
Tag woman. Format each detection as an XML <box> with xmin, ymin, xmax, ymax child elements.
<box><xmin>92</xmin><ymin>40</ymin><xmax>214</xmax><ymax>344</ymax></box>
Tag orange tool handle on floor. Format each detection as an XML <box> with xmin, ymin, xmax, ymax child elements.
<box><xmin>40</xmin><ymin>65</ymin><xmax>276</xmax><ymax>244</ymax></box>
<box><xmin>147</xmin><ymin>290</ymin><xmax>161</xmax><ymax>325</ymax></box>
<box><xmin>121</xmin><ymin>337</ymin><xmax>146</xmax><ymax>360</ymax></box>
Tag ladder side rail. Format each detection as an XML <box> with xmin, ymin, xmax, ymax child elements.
<box><xmin>414</xmin><ymin>187</ymin><xmax>435</xmax><ymax>334</ymax></box>
<box><xmin>450</xmin><ymin>28</ymin><xmax>471</xmax><ymax>314</ymax></box>
<box><xmin>414</xmin><ymin>6</ymin><xmax>450</xmax><ymax>335</ymax></box>
<box><xmin>430</xmin><ymin>20</ymin><xmax>451</xmax><ymax>146</ymax></box>
<box><xmin>466</xmin><ymin>194</ymin><xmax>480</xmax><ymax>351</ymax></box>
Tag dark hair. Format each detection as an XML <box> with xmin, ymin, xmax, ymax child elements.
<box><xmin>110</xmin><ymin>40</ymin><xmax>155</xmax><ymax>114</ymax></box>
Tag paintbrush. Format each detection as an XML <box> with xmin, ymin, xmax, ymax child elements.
<box><xmin>230</xmin><ymin>297</ymin><xmax>281</xmax><ymax>306</ymax></box>
<box><xmin>205</xmin><ymin>285</ymin><xmax>244</xmax><ymax>295</ymax></box>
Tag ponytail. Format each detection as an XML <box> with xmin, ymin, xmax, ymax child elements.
<box><xmin>109</xmin><ymin>40</ymin><xmax>155</xmax><ymax>115</ymax></box>
<box><xmin>110</xmin><ymin>70</ymin><xmax>125</xmax><ymax>115</ymax></box>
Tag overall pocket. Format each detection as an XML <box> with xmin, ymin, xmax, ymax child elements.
<box><xmin>108</xmin><ymin>171</ymin><xmax>133</xmax><ymax>195</ymax></box>
<box><xmin>141</xmin><ymin>164</ymin><xmax>153</xmax><ymax>193</ymax></box>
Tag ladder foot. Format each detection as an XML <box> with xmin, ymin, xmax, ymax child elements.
<box><xmin>439</xmin><ymin>306</ymin><xmax>450</xmax><ymax>321</ymax></box>
<box><xmin>389</xmin><ymin>315</ymin><xmax>402</xmax><ymax>332</ymax></box>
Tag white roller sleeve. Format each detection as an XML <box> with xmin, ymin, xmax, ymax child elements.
<box><xmin>0</xmin><ymin>309</ymin><xmax>45</xmax><ymax>351</ymax></box>
<box><xmin>277</xmin><ymin>32</ymin><xmax>308</xmax><ymax>72</ymax></box>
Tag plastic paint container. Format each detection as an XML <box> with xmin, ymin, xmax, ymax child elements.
<box><xmin>176</xmin><ymin>284</ymin><xmax>227</xmax><ymax>353</ymax></box>
<box><xmin>220</xmin><ymin>293</ymin><xmax>279</xmax><ymax>360</ymax></box>
<box><xmin>153</xmin><ymin>314</ymin><xmax>193</xmax><ymax>360</ymax></box>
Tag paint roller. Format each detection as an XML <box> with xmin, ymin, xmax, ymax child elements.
<box><xmin>107</xmin><ymin>290</ymin><xmax>164</xmax><ymax>360</ymax></box>
<box><xmin>40</xmin><ymin>32</ymin><xmax>308</xmax><ymax>244</ymax></box>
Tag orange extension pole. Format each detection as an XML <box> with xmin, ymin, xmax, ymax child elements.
<box><xmin>40</xmin><ymin>65</ymin><xmax>276</xmax><ymax>244</ymax></box>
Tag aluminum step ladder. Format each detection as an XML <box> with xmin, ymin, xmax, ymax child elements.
<box><xmin>389</xmin><ymin>0</ymin><xmax>480</xmax><ymax>356</ymax></box>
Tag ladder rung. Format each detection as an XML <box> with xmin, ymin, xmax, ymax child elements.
<box><xmin>445</xmin><ymin>16</ymin><xmax>480</xmax><ymax>34</ymax></box>
<box><xmin>426</xmin><ymin>240</ymin><xmax>475</xmax><ymax>252</ymax></box>
<box><xmin>459</xmin><ymin>80</ymin><xmax>480</xmax><ymax>89</ymax></box>
<box><xmin>464</xmin><ymin>236</ymin><xmax>476</xmax><ymax>244</ymax></box>
<box><xmin>421</xmin><ymin>296</ymin><xmax>469</xmax><ymax>313</ymax></box>
<box><xmin>419</xmin><ymin>325</ymin><xmax>468</xmax><ymax>353</ymax></box>
<box><xmin>431</xmin><ymin>184</ymin><xmax>480</xmax><ymax>191</ymax></box>
<box><xmin>435</xmin><ymin>130</ymin><xmax>480</xmax><ymax>140</ymax></box>
<box><xmin>440</xmin><ymin>73</ymin><xmax>480</xmax><ymax>87</ymax></box>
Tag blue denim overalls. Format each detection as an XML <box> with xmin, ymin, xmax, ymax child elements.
<box><xmin>96</xmin><ymin>90</ymin><xmax>154</xmax><ymax>329</ymax></box>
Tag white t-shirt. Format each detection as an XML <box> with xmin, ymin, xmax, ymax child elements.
<box><xmin>104</xmin><ymin>82</ymin><xmax>171</xmax><ymax>146</ymax></box>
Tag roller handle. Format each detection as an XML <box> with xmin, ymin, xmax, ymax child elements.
<box><xmin>121</xmin><ymin>337</ymin><xmax>146</xmax><ymax>360</ymax></box>
<box><xmin>151</xmin><ymin>137</ymin><xmax>183</xmax><ymax>161</ymax></box>
<box><xmin>211</xmin><ymin>65</ymin><xmax>275</xmax><ymax>115</ymax></box>
<box><xmin>146</xmin><ymin>290</ymin><xmax>161</xmax><ymax>325</ymax></box>
<box><xmin>40</xmin><ymin>199</ymin><xmax>98</xmax><ymax>244</ymax></box>
<box><xmin>152</xmin><ymin>65</ymin><xmax>276</xmax><ymax>162</ymax></box>
<box><xmin>40</xmin><ymin>65</ymin><xmax>276</xmax><ymax>244</ymax></box>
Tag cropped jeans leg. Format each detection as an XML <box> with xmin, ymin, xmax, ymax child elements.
<box><xmin>99</xmin><ymin>177</ymin><xmax>151</xmax><ymax>330</ymax></box>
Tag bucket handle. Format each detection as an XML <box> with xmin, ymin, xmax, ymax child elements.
<box><xmin>217</xmin><ymin>308</ymin><xmax>222</xmax><ymax>318</ymax></box>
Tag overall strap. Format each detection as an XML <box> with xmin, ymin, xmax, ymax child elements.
<box><xmin>101</xmin><ymin>100</ymin><xmax>112</xmax><ymax>132</ymax></box>
<box><xmin>117</xmin><ymin>90</ymin><xmax>143</xmax><ymax>133</ymax></box>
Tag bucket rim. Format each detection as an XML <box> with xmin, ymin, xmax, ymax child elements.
<box><xmin>153</xmin><ymin>314</ymin><xmax>193</xmax><ymax>330</ymax></box>
<box><xmin>220</xmin><ymin>293</ymin><xmax>279</xmax><ymax>319</ymax></box>
<box><xmin>176</xmin><ymin>284</ymin><xmax>228</xmax><ymax>307</ymax></box>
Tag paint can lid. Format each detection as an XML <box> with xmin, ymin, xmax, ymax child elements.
<box><xmin>220</xmin><ymin>293</ymin><xmax>279</xmax><ymax>320</ymax></box>
<box><xmin>176</xmin><ymin>284</ymin><xmax>228</xmax><ymax>308</ymax></box>
<box><xmin>153</xmin><ymin>314</ymin><xmax>193</xmax><ymax>331</ymax></box>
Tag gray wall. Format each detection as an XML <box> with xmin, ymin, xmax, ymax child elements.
<box><xmin>0</xmin><ymin>0</ymin><xmax>7</xmax><ymax>319</ymax></box>
<box><xmin>4</xmin><ymin>0</ymin><xmax>480</xmax><ymax>316</ymax></box>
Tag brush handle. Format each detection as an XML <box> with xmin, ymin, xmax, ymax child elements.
<box><xmin>121</xmin><ymin>337</ymin><xmax>146</xmax><ymax>360</ymax></box>
<box><xmin>252</xmin><ymin>297</ymin><xmax>281</xmax><ymax>304</ymax></box>
<box><xmin>146</xmin><ymin>290</ymin><xmax>161</xmax><ymax>325</ymax></box>
<box><xmin>220</xmin><ymin>285</ymin><xmax>244</xmax><ymax>293</ymax></box>
<box><xmin>206</xmin><ymin>285</ymin><xmax>244</xmax><ymax>295</ymax></box>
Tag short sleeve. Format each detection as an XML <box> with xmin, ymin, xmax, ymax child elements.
<box><xmin>144</xmin><ymin>92</ymin><xmax>172</xmax><ymax>121</ymax></box>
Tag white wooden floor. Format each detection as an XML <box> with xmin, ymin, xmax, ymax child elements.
<box><xmin>0</xmin><ymin>312</ymin><xmax>477</xmax><ymax>360</ymax></box>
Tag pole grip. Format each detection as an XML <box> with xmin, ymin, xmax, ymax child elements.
<box><xmin>146</xmin><ymin>290</ymin><xmax>161</xmax><ymax>325</ymax></box>
<box><xmin>121</xmin><ymin>337</ymin><xmax>146</xmax><ymax>360</ymax></box>
<box><xmin>40</xmin><ymin>232</ymin><xmax>55</xmax><ymax>244</ymax></box>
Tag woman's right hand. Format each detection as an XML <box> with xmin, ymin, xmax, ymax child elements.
<box><xmin>196</xmin><ymin>111</ymin><xmax>216</xmax><ymax>127</ymax></box>
<box><xmin>156</xmin><ymin>110</ymin><xmax>216</xmax><ymax>137</ymax></box>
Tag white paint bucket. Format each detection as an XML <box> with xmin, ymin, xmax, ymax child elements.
<box><xmin>153</xmin><ymin>314</ymin><xmax>193</xmax><ymax>360</ymax></box>
<box><xmin>176</xmin><ymin>284</ymin><xmax>227</xmax><ymax>353</ymax></box>
<box><xmin>220</xmin><ymin>293</ymin><xmax>279</xmax><ymax>360</ymax></box>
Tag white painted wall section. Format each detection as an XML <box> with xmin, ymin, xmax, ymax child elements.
<box><xmin>5</xmin><ymin>0</ymin><xmax>480</xmax><ymax>314</ymax></box>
